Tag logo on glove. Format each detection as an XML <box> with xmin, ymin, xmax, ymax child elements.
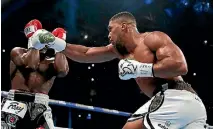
<box><xmin>38</xmin><ymin>31</ymin><xmax>55</xmax><ymax>44</ymax></box>
<box><xmin>119</xmin><ymin>60</ymin><xmax>137</xmax><ymax>77</ymax></box>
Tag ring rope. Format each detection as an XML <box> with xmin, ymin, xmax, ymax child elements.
<box><xmin>1</xmin><ymin>91</ymin><xmax>213</xmax><ymax>128</ymax></box>
<box><xmin>1</xmin><ymin>91</ymin><xmax>131</xmax><ymax>117</ymax></box>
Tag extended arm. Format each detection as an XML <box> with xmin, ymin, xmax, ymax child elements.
<box><xmin>47</xmin><ymin>28</ymin><xmax>118</xmax><ymax>63</ymax></box>
<box><xmin>62</xmin><ymin>43</ymin><xmax>118</xmax><ymax>63</ymax></box>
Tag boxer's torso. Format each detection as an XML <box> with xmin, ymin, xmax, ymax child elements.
<box><xmin>10</xmin><ymin>53</ymin><xmax>57</xmax><ymax>94</ymax></box>
<box><xmin>119</xmin><ymin>33</ymin><xmax>182</xmax><ymax>97</ymax></box>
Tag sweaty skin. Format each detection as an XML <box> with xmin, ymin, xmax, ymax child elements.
<box><xmin>10</xmin><ymin>47</ymin><xmax>69</xmax><ymax>94</ymax></box>
<box><xmin>62</xmin><ymin>32</ymin><xmax>187</xmax><ymax>97</ymax></box>
<box><xmin>61</xmin><ymin>20</ymin><xmax>188</xmax><ymax>129</ymax></box>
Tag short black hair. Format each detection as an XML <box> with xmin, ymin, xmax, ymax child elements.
<box><xmin>110</xmin><ymin>11</ymin><xmax>136</xmax><ymax>26</ymax></box>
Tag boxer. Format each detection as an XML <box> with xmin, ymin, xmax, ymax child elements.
<box><xmin>41</xmin><ymin>12</ymin><xmax>207</xmax><ymax>129</ymax></box>
<box><xmin>1</xmin><ymin>19</ymin><xmax>69</xmax><ymax>129</ymax></box>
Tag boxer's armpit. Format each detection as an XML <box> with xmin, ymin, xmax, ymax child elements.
<box><xmin>144</xmin><ymin>31</ymin><xmax>188</xmax><ymax>78</ymax></box>
<box><xmin>54</xmin><ymin>52</ymin><xmax>69</xmax><ymax>78</ymax></box>
<box><xmin>63</xmin><ymin>43</ymin><xmax>117</xmax><ymax>63</ymax></box>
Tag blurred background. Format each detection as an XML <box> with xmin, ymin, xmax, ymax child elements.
<box><xmin>1</xmin><ymin>0</ymin><xmax>213</xmax><ymax>128</ymax></box>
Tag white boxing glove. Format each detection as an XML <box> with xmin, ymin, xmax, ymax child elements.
<box><xmin>118</xmin><ymin>59</ymin><xmax>154</xmax><ymax>80</ymax></box>
<box><xmin>49</xmin><ymin>37</ymin><xmax>66</xmax><ymax>52</ymax></box>
<box><xmin>50</xmin><ymin>28</ymin><xmax>67</xmax><ymax>52</ymax></box>
<box><xmin>28</xmin><ymin>29</ymin><xmax>55</xmax><ymax>50</ymax></box>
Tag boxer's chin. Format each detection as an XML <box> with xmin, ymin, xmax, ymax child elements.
<box><xmin>110</xmin><ymin>41</ymin><xmax>115</xmax><ymax>45</ymax></box>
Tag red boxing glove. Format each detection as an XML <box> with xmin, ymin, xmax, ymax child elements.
<box><xmin>36</xmin><ymin>126</ymin><xmax>44</xmax><ymax>129</ymax></box>
<box><xmin>48</xmin><ymin>28</ymin><xmax>67</xmax><ymax>52</ymax></box>
<box><xmin>52</xmin><ymin>28</ymin><xmax>66</xmax><ymax>40</ymax></box>
<box><xmin>24</xmin><ymin>19</ymin><xmax>42</xmax><ymax>38</ymax></box>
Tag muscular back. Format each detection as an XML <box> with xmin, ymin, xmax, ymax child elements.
<box><xmin>10</xmin><ymin>47</ymin><xmax>69</xmax><ymax>94</ymax></box>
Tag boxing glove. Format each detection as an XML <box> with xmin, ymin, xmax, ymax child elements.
<box><xmin>24</xmin><ymin>19</ymin><xmax>48</xmax><ymax>50</ymax></box>
<box><xmin>118</xmin><ymin>59</ymin><xmax>154</xmax><ymax>80</ymax></box>
<box><xmin>28</xmin><ymin>29</ymin><xmax>56</xmax><ymax>50</ymax></box>
<box><xmin>24</xmin><ymin>19</ymin><xmax>42</xmax><ymax>38</ymax></box>
<box><xmin>49</xmin><ymin>28</ymin><xmax>67</xmax><ymax>52</ymax></box>
<box><xmin>52</xmin><ymin>27</ymin><xmax>66</xmax><ymax>40</ymax></box>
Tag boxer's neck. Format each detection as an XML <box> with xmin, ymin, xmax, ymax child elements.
<box><xmin>122</xmin><ymin>28</ymin><xmax>140</xmax><ymax>53</ymax></box>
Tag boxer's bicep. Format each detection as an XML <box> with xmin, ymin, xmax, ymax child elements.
<box><xmin>63</xmin><ymin>43</ymin><xmax>117</xmax><ymax>63</ymax></box>
<box><xmin>54</xmin><ymin>53</ymin><xmax>69</xmax><ymax>78</ymax></box>
<box><xmin>145</xmin><ymin>31</ymin><xmax>188</xmax><ymax>78</ymax></box>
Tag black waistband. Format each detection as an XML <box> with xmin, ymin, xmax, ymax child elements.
<box><xmin>12</xmin><ymin>90</ymin><xmax>36</xmax><ymax>102</ymax></box>
<box><xmin>153</xmin><ymin>80</ymin><xmax>196</xmax><ymax>96</ymax></box>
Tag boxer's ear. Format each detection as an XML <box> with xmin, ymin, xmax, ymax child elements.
<box><xmin>121</xmin><ymin>23</ymin><xmax>127</xmax><ymax>31</ymax></box>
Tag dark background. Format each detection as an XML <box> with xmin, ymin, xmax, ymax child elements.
<box><xmin>1</xmin><ymin>0</ymin><xmax>213</xmax><ymax>128</ymax></box>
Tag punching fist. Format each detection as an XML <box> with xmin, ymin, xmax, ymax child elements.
<box><xmin>24</xmin><ymin>19</ymin><xmax>51</xmax><ymax>50</ymax></box>
<box><xmin>28</xmin><ymin>29</ymin><xmax>55</xmax><ymax>50</ymax></box>
<box><xmin>24</xmin><ymin>19</ymin><xmax>42</xmax><ymax>38</ymax></box>
<box><xmin>48</xmin><ymin>28</ymin><xmax>67</xmax><ymax>52</ymax></box>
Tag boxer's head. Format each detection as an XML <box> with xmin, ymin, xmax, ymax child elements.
<box><xmin>108</xmin><ymin>11</ymin><xmax>137</xmax><ymax>55</ymax></box>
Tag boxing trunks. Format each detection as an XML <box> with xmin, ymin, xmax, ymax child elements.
<box><xmin>1</xmin><ymin>90</ymin><xmax>54</xmax><ymax>129</ymax></box>
<box><xmin>127</xmin><ymin>80</ymin><xmax>207</xmax><ymax>129</ymax></box>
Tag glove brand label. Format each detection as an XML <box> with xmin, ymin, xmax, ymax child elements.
<box><xmin>2</xmin><ymin>100</ymin><xmax>27</xmax><ymax>118</ymax></box>
<box><xmin>24</xmin><ymin>25</ymin><xmax>35</xmax><ymax>36</ymax></box>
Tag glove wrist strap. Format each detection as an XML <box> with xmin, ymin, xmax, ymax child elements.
<box><xmin>52</xmin><ymin>37</ymin><xmax>66</xmax><ymax>52</ymax></box>
<box><xmin>137</xmin><ymin>63</ymin><xmax>154</xmax><ymax>77</ymax></box>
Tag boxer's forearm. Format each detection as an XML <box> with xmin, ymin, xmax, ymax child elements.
<box><xmin>63</xmin><ymin>44</ymin><xmax>117</xmax><ymax>63</ymax></box>
<box><xmin>118</xmin><ymin>58</ymin><xmax>187</xmax><ymax>80</ymax></box>
<box><xmin>54</xmin><ymin>52</ymin><xmax>69</xmax><ymax>77</ymax></box>
<box><xmin>24</xmin><ymin>48</ymin><xmax>40</xmax><ymax>69</ymax></box>
<box><xmin>153</xmin><ymin>57</ymin><xmax>188</xmax><ymax>78</ymax></box>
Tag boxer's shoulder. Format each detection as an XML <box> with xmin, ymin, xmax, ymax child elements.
<box><xmin>11</xmin><ymin>47</ymin><xmax>27</xmax><ymax>52</ymax></box>
<box><xmin>142</xmin><ymin>31</ymin><xmax>172</xmax><ymax>51</ymax></box>
<box><xmin>152</xmin><ymin>31</ymin><xmax>171</xmax><ymax>40</ymax></box>
<box><xmin>141</xmin><ymin>31</ymin><xmax>169</xmax><ymax>40</ymax></box>
<box><xmin>10</xmin><ymin>47</ymin><xmax>27</xmax><ymax>56</ymax></box>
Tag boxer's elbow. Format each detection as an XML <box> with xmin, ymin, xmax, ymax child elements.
<box><xmin>57</xmin><ymin>72</ymin><xmax>68</xmax><ymax>78</ymax></box>
<box><xmin>155</xmin><ymin>58</ymin><xmax>188</xmax><ymax>78</ymax></box>
<box><xmin>178</xmin><ymin>61</ymin><xmax>188</xmax><ymax>75</ymax></box>
<box><xmin>172</xmin><ymin>59</ymin><xmax>188</xmax><ymax>76</ymax></box>
<box><xmin>57</xmin><ymin>67</ymin><xmax>69</xmax><ymax>78</ymax></box>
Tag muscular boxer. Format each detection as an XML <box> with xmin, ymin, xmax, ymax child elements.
<box><xmin>1</xmin><ymin>20</ymin><xmax>69</xmax><ymax>129</ymax></box>
<box><xmin>43</xmin><ymin>12</ymin><xmax>207</xmax><ymax>129</ymax></box>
